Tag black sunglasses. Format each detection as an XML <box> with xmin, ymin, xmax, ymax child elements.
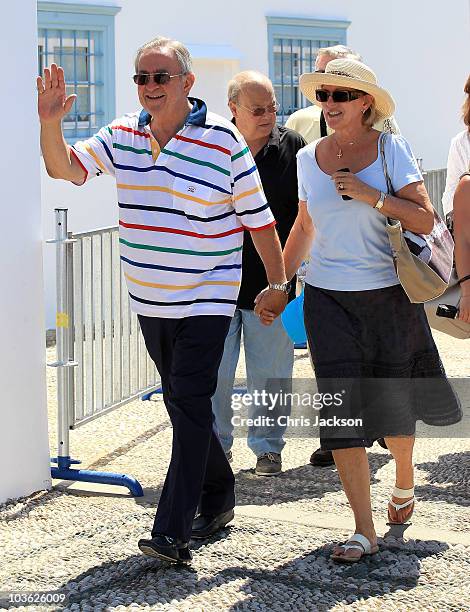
<box><xmin>132</xmin><ymin>72</ymin><xmax>185</xmax><ymax>86</ymax></box>
<box><xmin>315</xmin><ymin>89</ymin><xmax>364</xmax><ymax>103</ymax></box>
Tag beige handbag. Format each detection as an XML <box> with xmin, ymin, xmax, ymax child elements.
<box><xmin>424</xmin><ymin>271</ymin><xmax>470</xmax><ymax>339</ymax></box>
<box><xmin>424</xmin><ymin>169</ymin><xmax>470</xmax><ymax>339</ymax></box>
<box><xmin>380</xmin><ymin>133</ymin><xmax>454</xmax><ymax>303</ymax></box>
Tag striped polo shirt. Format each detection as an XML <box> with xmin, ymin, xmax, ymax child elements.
<box><xmin>72</xmin><ymin>98</ymin><xmax>275</xmax><ymax>318</ymax></box>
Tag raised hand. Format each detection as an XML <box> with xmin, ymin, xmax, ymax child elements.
<box><xmin>37</xmin><ymin>63</ymin><xmax>76</xmax><ymax>124</ymax></box>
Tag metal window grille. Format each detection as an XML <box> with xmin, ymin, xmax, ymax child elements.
<box><xmin>273</xmin><ymin>37</ymin><xmax>341</xmax><ymax>123</ymax></box>
<box><xmin>38</xmin><ymin>28</ymin><xmax>105</xmax><ymax>139</ymax></box>
<box><xmin>423</xmin><ymin>168</ymin><xmax>447</xmax><ymax>218</ymax></box>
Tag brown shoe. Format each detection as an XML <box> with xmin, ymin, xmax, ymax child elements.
<box><xmin>255</xmin><ymin>453</ymin><xmax>282</xmax><ymax>476</ymax></box>
<box><xmin>309</xmin><ymin>448</ymin><xmax>334</xmax><ymax>467</ymax></box>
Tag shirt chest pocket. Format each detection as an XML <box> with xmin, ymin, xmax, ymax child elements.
<box><xmin>172</xmin><ymin>177</ymin><xmax>214</xmax><ymax>218</ymax></box>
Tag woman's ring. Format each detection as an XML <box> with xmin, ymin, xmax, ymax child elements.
<box><xmin>338</xmin><ymin>182</ymin><xmax>344</xmax><ymax>190</ymax></box>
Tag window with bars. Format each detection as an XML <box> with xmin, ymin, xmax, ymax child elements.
<box><xmin>38</xmin><ymin>29</ymin><xmax>103</xmax><ymax>139</ymax></box>
<box><xmin>37</xmin><ymin>2</ymin><xmax>120</xmax><ymax>142</ymax></box>
<box><xmin>267</xmin><ymin>17</ymin><xmax>350</xmax><ymax>123</ymax></box>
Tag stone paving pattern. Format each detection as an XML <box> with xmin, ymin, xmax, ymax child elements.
<box><xmin>0</xmin><ymin>331</ymin><xmax>469</xmax><ymax>611</ymax></box>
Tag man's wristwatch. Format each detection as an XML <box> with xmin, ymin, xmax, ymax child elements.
<box><xmin>374</xmin><ymin>191</ymin><xmax>386</xmax><ymax>210</ymax></box>
<box><xmin>269</xmin><ymin>282</ymin><xmax>291</xmax><ymax>294</ymax></box>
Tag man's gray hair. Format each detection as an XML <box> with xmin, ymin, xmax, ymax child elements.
<box><xmin>227</xmin><ymin>71</ymin><xmax>273</xmax><ymax>103</ymax></box>
<box><xmin>134</xmin><ymin>36</ymin><xmax>192</xmax><ymax>73</ymax></box>
<box><xmin>317</xmin><ymin>45</ymin><xmax>362</xmax><ymax>61</ymax></box>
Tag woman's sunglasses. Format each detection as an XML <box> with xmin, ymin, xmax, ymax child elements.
<box><xmin>133</xmin><ymin>72</ymin><xmax>185</xmax><ymax>86</ymax></box>
<box><xmin>315</xmin><ymin>89</ymin><xmax>364</xmax><ymax>103</ymax></box>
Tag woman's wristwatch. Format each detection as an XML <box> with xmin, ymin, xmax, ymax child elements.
<box><xmin>374</xmin><ymin>191</ymin><xmax>386</xmax><ymax>210</ymax></box>
<box><xmin>269</xmin><ymin>282</ymin><xmax>291</xmax><ymax>294</ymax></box>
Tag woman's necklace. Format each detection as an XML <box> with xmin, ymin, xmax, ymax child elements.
<box><xmin>333</xmin><ymin>130</ymin><xmax>371</xmax><ymax>159</ymax></box>
<box><xmin>333</xmin><ymin>135</ymin><xmax>355</xmax><ymax>159</ymax></box>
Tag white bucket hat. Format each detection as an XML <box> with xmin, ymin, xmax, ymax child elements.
<box><xmin>299</xmin><ymin>58</ymin><xmax>395</xmax><ymax>120</ymax></box>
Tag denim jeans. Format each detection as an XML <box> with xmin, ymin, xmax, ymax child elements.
<box><xmin>211</xmin><ymin>308</ymin><xmax>294</xmax><ymax>457</ymax></box>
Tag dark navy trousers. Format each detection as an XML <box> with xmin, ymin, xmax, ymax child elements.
<box><xmin>138</xmin><ymin>314</ymin><xmax>235</xmax><ymax>542</ymax></box>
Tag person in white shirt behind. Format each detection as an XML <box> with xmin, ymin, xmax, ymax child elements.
<box><xmin>285</xmin><ymin>45</ymin><xmax>399</xmax><ymax>144</ymax></box>
<box><xmin>443</xmin><ymin>74</ymin><xmax>470</xmax><ymax>323</ymax></box>
<box><xmin>442</xmin><ymin>74</ymin><xmax>470</xmax><ymax>218</ymax></box>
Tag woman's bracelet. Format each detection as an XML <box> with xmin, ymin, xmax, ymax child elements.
<box><xmin>458</xmin><ymin>274</ymin><xmax>470</xmax><ymax>285</ymax></box>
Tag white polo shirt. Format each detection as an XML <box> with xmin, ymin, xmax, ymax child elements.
<box><xmin>72</xmin><ymin>98</ymin><xmax>275</xmax><ymax>318</ymax></box>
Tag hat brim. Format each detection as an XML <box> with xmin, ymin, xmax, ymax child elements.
<box><xmin>299</xmin><ymin>72</ymin><xmax>395</xmax><ymax>120</ymax></box>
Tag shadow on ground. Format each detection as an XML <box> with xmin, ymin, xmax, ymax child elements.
<box><xmin>416</xmin><ymin>451</ymin><xmax>470</xmax><ymax>507</ymax></box>
<box><xmin>54</xmin><ymin>528</ymin><xmax>449</xmax><ymax>611</ymax></box>
<box><xmin>234</xmin><ymin>452</ymin><xmax>391</xmax><ymax>507</ymax></box>
<box><xmin>130</xmin><ymin>453</ymin><xmax>390</xmax><ymax>512</ymax></box>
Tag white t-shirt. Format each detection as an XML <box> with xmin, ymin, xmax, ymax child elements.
<box><xmin>297</xmin><ymin>133</ymin><xmax>422</xmax><ymax>291</ymax></box>
<box><xmin>442</xmin><ymin>129</ymin><xmax>470</xmax><ymax>216</ymax></box>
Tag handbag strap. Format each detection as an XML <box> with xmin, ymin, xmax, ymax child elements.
<box><xmin>379</xmin><ymin>131</ymin><xmax>395</xmax><ymax>196</ymax></box>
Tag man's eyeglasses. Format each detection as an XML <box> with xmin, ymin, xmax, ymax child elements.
<box><xmin>236</xmin><ymin>102</ymin><xmax>279</xmax><ymax>116</ymax></box>
<box><xmin>133</xmin><ymin>72</ymin><xmax>185</xmax><ymax>86</ymax></box>
<box><xmin>315</xmin><ymin>89</ymin><xmax>364</xmax><ymax>103</ymax></box>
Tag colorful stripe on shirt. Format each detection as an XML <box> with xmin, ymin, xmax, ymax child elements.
<box><xmin>71</xmin><ymin>102</ymin><xmax>275</xmax><ymax>318</ymax></box>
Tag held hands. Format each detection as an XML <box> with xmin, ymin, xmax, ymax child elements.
<box><xmin>254</xmin><ymin>288</ymin><xmax>288</xmax><ymax>326</ymax></box>
<box><xmin>331</xmin><ymin>170</ymin><xmax>378</xmax><ymax>205</ymax></box>
<box><xmin>37</xmin><ymin>63</ymin><xmax>76</xmax><ymax>124</ymax></box>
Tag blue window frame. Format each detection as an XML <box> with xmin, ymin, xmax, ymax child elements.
<box><xmin>267</xmin><ymin>16</ymin><xmax>350</xmax><ymax>123</ymax></box>
<box><xmin>37</xmin><ymin>2</ymin><xmax>121</xmax><ymax>142</ymax></box>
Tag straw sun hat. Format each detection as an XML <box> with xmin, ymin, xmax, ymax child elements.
<box><xmin>299</xmin><ymin>58</ymin><xmax>395</xmax><ymax>120</ymax></box>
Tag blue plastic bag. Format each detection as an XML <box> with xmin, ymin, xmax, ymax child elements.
<box><xmin>281</xmin><ymin>289</ymin><xmax>307</xmax><ymax>344</ymax></box>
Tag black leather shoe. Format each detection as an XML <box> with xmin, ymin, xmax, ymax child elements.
<box><xmin>191</xmin><ymin>509</ymin><xmax>235</xmax><ymax>539</ymax></box>
<box><xmin>138</xmin><ymin>535</ymin><xmax>192</xmax><ymax>564</ymax></box>
<box><xmin>309</xmin><ymin>448</ymin><xmax>335</xmax><ymax>467</ymax></box>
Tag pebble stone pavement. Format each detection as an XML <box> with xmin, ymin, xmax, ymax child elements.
<box><xmin>0</xmin><ymin>331</ymin><xmax>469</xmax><ymax>612</ymax></box>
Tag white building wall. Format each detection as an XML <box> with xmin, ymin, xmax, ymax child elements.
<box><xmin>41</xmin><ymin>0</ymin><xmax>470</xmax><ymax>327</ymax></box>
<box><xmin>0</xmin><ymin>1</ymin><xmax>51</xmax><ymax>503</ymax></box>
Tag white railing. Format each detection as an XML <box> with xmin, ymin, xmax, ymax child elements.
<box><xmin>51</xmin><ymin>209</ymin><xmax>160</xmax><ymax>431</ymax></box>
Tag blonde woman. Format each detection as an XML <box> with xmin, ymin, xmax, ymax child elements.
<box><xmin>259</xmin><ymin>59</ymin><xmax>462</xmax><ymax>563</ymax></box>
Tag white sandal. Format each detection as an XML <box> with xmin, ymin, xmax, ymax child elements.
<box><xmin>388</xmin><ymin>486</ymin><xmax>415</xmax><ymax>524</ymax></box>
<box><xmin>330</xmin><ymin>533</ymin><xmax>379</xmax><ymax>564</ymax></box>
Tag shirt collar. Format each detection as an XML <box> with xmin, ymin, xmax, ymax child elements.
<box><xmin>138</xmin><ymin>97</ymin><xmax>207</xmax><ymax>128</ymax></box>
<box><xmin>266</xmin><ymin>124</ymin><xmax>280</xmax><ymax>149</ymax></box>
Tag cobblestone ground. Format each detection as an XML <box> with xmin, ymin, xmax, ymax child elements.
<box><xmin>0</xmin><ymin>331</ymin><xmax>469</xmax><ymax>611</ymax></box>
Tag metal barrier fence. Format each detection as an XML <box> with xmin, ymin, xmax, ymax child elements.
<box><xmin>70</xmin><ymin>221</ymin><xmax>160</xmax><ymax>429</ymax></box>
<box><xmin>423</xmin><ymin>168</ymin><xmax>447</xmax><ymax>217</ymax></box>
<box><xmin>47</xmin><ymin>208</ymin><xmax>162</xmax><ymax>496</ymax></box>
